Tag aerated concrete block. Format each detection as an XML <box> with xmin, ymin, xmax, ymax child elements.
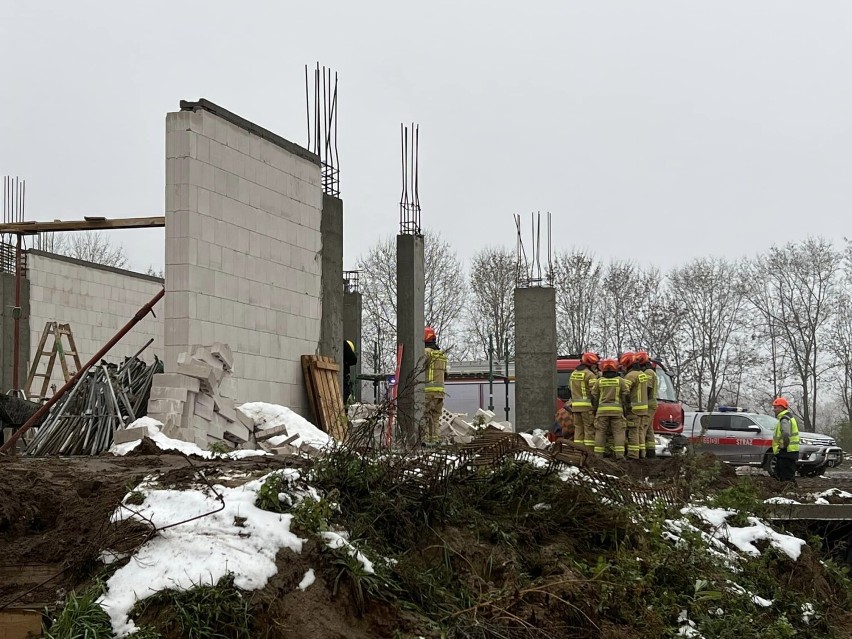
<box><xmin>113</xmin><ymin>427</ymin><xmax>148</xmax><ymax>445</ymax></box>
<box><xmin>177</xmin><ymin>362</ymin><xmax>218</xmax><ymax>391</ymax></box>
<box><xmin>212</xmin><ymin>395</ymin><xmax>236</xmax><ymax>423</ymax></box>
<box><xmin>193</xmin><ymin>400</ymin><xmax>214</xmax><ymax>421</ymax></box>
<box><xmin>223</xmin><ymin>419</ymin><xmax>250</xmax><ymax>444</ymax></box>
<box><xmin>147</xmin><ymin>399</ymin><xmax>187</xmax><ymax>416</ymax></box>
<box><xmin>152</xmin><ymin>373</ymin><xmax>201</xmax><ymax>393</ymax></box>
<box><xmin>211</xmin><ymin>342</ymin><xmax>234</xmax><ymax>371</ymax></box>
<box><xmin>149</xmin><ymin>387</ymin><xmax>192</xmax><ymax>402</ymax></box>
<box><xmin>255</xmin><ymin>424</ymin><xmax>288</xmax><ymax>442</ymax></box>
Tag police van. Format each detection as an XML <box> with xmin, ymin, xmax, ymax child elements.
<box><xmin>684</xmin><ymin>407</ymin><xmax>844</xmax><ymax>477</ymax></box>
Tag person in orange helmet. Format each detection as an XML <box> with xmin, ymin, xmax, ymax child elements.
<box><xmin>590</xmin><ymin>358</ymin><xmax>630</xmax><ymax>460</ymax></box>
<box><xmin>621</xmin><ymin>352</ymin><xmax>647</xmax><ymax>460</ymax></box>
<box><xmin>635</xmin><ymin>351</ymin><xmax>656</xmax><ymax>458</ymax></box>
<box><xmin>423</xmin><ymin>327</ymin><xmax>448</xmax><ymax>446</ymax></box>
<box><xmin>772</xmin><ymin>397</ymin><xmax>800</xmax><ymax>482</ymax></box>
<box><xmin>569</xmin><ymin>352</ymin><xmax>600</xmax><ymax>449</ymax></box>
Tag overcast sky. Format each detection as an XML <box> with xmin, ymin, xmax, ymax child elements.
<box><xmin>2</xmin><ymin>1</ymin><xmax>851</xmax><ymax>274</ymax></box>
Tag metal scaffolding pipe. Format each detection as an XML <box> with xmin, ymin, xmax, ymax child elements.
<box><xmin>0</xmin><ymin>287</ymin><xmax>165</xmax><ymax>454</ymax></box>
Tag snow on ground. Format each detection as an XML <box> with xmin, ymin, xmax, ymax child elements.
<box><xmin>98</xmin><ymin>471</ymin><xmax>304</xmax><ymax>637</ymax></box>
<box><xmin>683</xmin><ymin>506</ymin><xmax>806</xmax><ymax>560</ymax></box>
<box><xmin>802</xmin><ymin>602</ymin><xmax>815</xmax><ymax>624</ymax></box>
<box><xmin>238</xmin><ymin>402</ymin><xmax>331</xmax><ymax>448</ymax></box>
<box><xmin>109</xmin><ymin>418</ymin><xmax>269</xmax><ymax>459</ymax></box>
<box><xmin>322</xmin><ymin>531</ymin><xmax>375</xmax><ymax>574</ymax></box>
<box><xmin>764</xmin><ymin>496</ymin><xmax>801</xmax><ymax>505</ymax></box>
<box><xmin>816</xmin><ymin>488</ymin><xmax>852</xmax><ymax>499</ymax></box>
<box><xmin>677</xmin><ymin>610</ymin><xmax>705</xmax><ymax>638</ymax></box>
<box><xmin>297</xmin><ymin>569</ymin><xmax>316</xmax><ymax>591</ymax></box>
<box><xmin>727</xmin><ymin>581</ymin><xmax>773</xmax><ymax>607</ymax></box>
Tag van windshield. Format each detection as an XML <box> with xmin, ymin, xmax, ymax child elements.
<box><xmin>656</xmin><ymin>369</ymin><xmax>677</xmax><ymax>402</ymax></box>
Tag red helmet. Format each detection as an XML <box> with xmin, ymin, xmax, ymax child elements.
<box><xmin>581</xmin><ymin>352</ymin><xmax>600</xmax><ymax>366</ymax></box>
<box><xmin>424</xmin><ymin>326</ymin><xmax>436</xmax><ymax>342</ymax></box>
<box><xmin>600</xmin><ymin>359</ymin><xmax>618</xmax><ymax>373</ymax></box>
<box><xmin>619</xmin><ymin>352</ymin><xmax>635</xmax><ymax>369</ymax></box>
<box><xmin>635</xmin><ymin>351</ymin><xmax>649</xmax><ymax>365</ymax></box>
<box><xmin>772</xmin><ymin>397</ymin><xmax>789</xmax><ymax>410</ymax></box>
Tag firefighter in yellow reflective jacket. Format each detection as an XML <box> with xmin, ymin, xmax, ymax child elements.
<box><xmin>636</xmin><ymin>352</ymin><xmax>657</xmax><ymax>458</ymax></box>
<box><xmin>570</xmin><ymin>352</ymin><xmax>600</xmax><ymax>448</ymax></box>
<box><xmin>423</xmin><ymin>327</ymin><xmax>448</xmax><ymax>446</ymax></box>
<box><xmin>621</xmin><ymin>352</ymin><xmax>648</xmax><ymax>460</ymax></box>
<box><xmin>772</xmin><ymin>397</ymin><xmax>800</xmax><ymax>482</ymax></box>
<box><xmin>590</xmin><ymin>359</ymin><xmax>631</xmax><ymax>460</ymax></box>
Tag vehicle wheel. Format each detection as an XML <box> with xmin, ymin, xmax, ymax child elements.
<box><xmin>763</xmin><ymin>453</ymin><xmax>778</xmax><ymax>478</ymax></box>
<box><xmin>798</xmin><ymin>467</ymin><xmax>826</xmax><ymax>478</ymax></box>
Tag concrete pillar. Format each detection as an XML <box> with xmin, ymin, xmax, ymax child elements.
<box><xmin>343</xmin><ymin>290</ymin><xmax>362</xmax><ymax>402</ymax></box>
<box><xmin>513</xmin><ymin>287</ymin><xmax>557</xmax><ymax>432</ymax></box>
<box><xmin>396</xmin><ymin>234</ymin><xmax>425</xmax><ymax>445</ymax></box>
<box><xmin>0</xmin><ymin>272</ymin><xmax>30</xmax><ymax>394</ymax></box>
<box><xmin>319</xmin><ymin>194</ymin><xmax>344</xmax><ymax>391</ymax></box>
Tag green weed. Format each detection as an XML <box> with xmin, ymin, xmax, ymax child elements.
<box><xmin>208</xmin><ymin>441</ymin><xmax>230</xmax><ymax>455</ymax></box>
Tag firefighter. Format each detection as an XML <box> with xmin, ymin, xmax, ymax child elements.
<box><xmin>343</xmin><ymin>340</ymin><xmax>358</xmax><ymax>404</ymax></box>
<box><xmin>570</xmin><ymin>352</ymin><xmax>599</xmax><ymax>448</ymax></box>
<box><xmin>552</xmin><ymin>400</ymin><xmax>574</xmax><ymax>441</ymax></box>
<box><xmin>590</xmin><ymin>359</ymin><xmax>630</xmax><ymax>460</ymax></box>
<box><xmin>621</xmin><ymin>352</ymin><xmax>648</xmax><ymax>460</ymax></box>
<box><xmin>772</xmin><ymin>397</ymin><xmax>800</xmax><ymax>482</ymax></box>
<box><xmin>423</xmin><ymin>327</ymin><xmax>448</xmax><ymax>446</ymax></box>
<box><xmin>636</xmin><ymin>351</ymin><xmax>657</xmax><ymax>458</ymax></box>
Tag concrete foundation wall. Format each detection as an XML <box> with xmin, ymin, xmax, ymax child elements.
<box><xmin>0</xmin><ymin>272</ymin><xmax>30</xmax><ymax>393</ymax></box>
<box><xmin>396</xmin><ymin>234</ymin><xmax>425</xmax><ymax>444</ymax></box>
<box><xmin>319</xmin><ymin>194</ymin><xmax>343</xmax><ymax>390</ymax></box>
<box><xmin>165</xmin><ymin>101</ymin><xmax>323</xmax><ymax>414</ymax></box>
<box><xmin>25</xmin><ymin>251</ymin><xmax>164</xmax><ymax>395</ymax></box>
<box><xmin>513</xmin><ymin>287</ymin><xmax>557</xmax><ymax>432</ymax></box>
<box><xmin>343</xmin><ymin>291</ymin><xmax>362</xmax><ymax>402</ymax></box>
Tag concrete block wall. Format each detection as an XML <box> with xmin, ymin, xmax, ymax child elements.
<box><xmin>165</xmin><ymin>100</ymin><xmax>323</xmax><ymax>414</ymax></box>
<box><xmin>25</xmin><ymin>251</ymin><xmax>164</xmax><ymax>394</ymax></box>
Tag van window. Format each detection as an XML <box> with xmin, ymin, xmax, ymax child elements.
<box><xmin>729</xmin><ymin>415</ymin><xmax>757</xmax><ymax>432</ymax></box>
<box><xmin>701</xmin><ymin>414</ymin><xmax>731</xmax><ymax>431</ymax></box>
<box><xmin>557</xmin><ymin>372</ymin><xmax>571</xmax><ymax>401</ymax></box>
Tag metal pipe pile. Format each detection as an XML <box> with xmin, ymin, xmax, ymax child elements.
<box><xmin>25</xmin><ymin>354</ymin><xmax>164</xmax><ymax>456</ymax></box>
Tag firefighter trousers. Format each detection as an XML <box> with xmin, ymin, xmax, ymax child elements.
<box><xmin>595</xmin><ymin>415</ymin><xmax>625</xmax><ymax>459</ymax></box>
<box><xmin>424</xmin><ymin>393</ymin><xmax>443</xmax><ymax>444</ymax></box>
<box><xmin>642</xmin><ymin>415</ymin><xmax>655</xmax><ymax>457</ymax></box>
<box><xmin>572</xmin><ymin>411</ymin><xmax>596</xmax><ymax>448</ymax></box>
<box><xmin>625</xmin><ymin>414</ymin><xmax>644</xmax><ymax>459</ymax></box>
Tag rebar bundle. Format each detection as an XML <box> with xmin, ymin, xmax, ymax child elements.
<box><xmin>25</xmin><ymin>355</ymin><xmax>164</xmax><ymax>456</ymax></box>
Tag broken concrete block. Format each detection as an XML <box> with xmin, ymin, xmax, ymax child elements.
<box><xmin>147</xmin><ymin>398</ymin><xmax>186</xmax><ymax>416</ymax></box>
<box><xmin>271</xmin><ymin>444</ymin><xmax>299</xmax><ymax>456</ymax></box>
<box><xmin>223</xmin><ymin>421</ymin><xmax>251</xmax><ymax>445</ymax></box>
<box><xmin>212</xmin><ymin>395</ymin><xmax>237</xmax><ymax>423</ymax></box>
<box><xmin>218</xmin><ymin>376</ymin><xmax>237</xmax><ymax>399</ymax></box>
<box><xmin>193</xmin><ymin>400</ymin><xmax>214</xmax><ymax>421</ymax></box>
<box><xmin>211</xmin><ymin>342</ymin><xmax>234</xmax><ymax>371</ymax></box>
<box><xmin>236</xmin><ymin>407</ymin><xmax>255</xmax><ymax>429</ymax></box>
<box><xmin>451</xmin><ymin>416</ymin><xmax>473</xmax><ymax>434</ymax></box>
<box><xmin>475</xmin><ymin>408</ymin><xmax>496</xmax><ymax>422</ymax></box>
<box><xmin>149</xmin><ymin>386</ymin><xmax>191</xmax><ymax>402</ymax></box>
<box><xmin>113</xmin><ymin>427</ymin><xmax>148</xmax><ymax>445</ymax></box>
<box><xmin>486</xmin><ymin>421</ymin><xmax>507</xmax><ymax>431</ymax></box>
<box><xmin>255</xmin><ymin>424</ymin><xmax>288</xmax><ymax>442</ymax></box>
<box><xmin>195</xmin><ymin>393</ymin><xmax>214</xmax><ymax>410</ymax></box>
<box><xmin>177</xmin><ymin>362</ymin><xmax>218</xmax><ymax>391</ymax></box>
<box><xmin>299</xmin><ymin>443</ymin><xmax>322</xmax><ymax>458</ymax></box>
<box><xmin>152</xmin><ymin>373</ymin><xmax>200</xmax><ymax>393</ymax></box>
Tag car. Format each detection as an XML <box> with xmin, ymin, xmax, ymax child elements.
<box><xmin>683</xmin><ymin>408</ymin><xmax>845</xmax><ymax>477</ymax></box>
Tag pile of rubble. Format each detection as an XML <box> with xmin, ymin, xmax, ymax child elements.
<box><xmin>137</xmin><ymin>343</ymin><xmax>253</xmax><ymax>451</ymax></box>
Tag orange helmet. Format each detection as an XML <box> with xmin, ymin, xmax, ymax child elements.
<box><xmin>635</xmin><ymin>351</ymin><xmax>650</xmax><ymax>365</ymax></box>
<box><xmin>581</xmin><ymin>352</ymin><xmax>600</xmax><ymax>366</ymax></box>
<box><xmin>772</xmin><ymin>397</ymin><xmax>789</xmax><ymax>410</ymax></box>
<box><xmin>424</xmin><ymin>326</ymin><xmax>436</xmax><ymax>342</ymax></box>
<box><xmin>600</xmin><ymin>359</ymin><xmax>618</xmax><ymax>373</ymax></box>
<box><xmin>619</xmin><ymin>352</ymin><xmax>635</xmax><ymax>369</ymax></box>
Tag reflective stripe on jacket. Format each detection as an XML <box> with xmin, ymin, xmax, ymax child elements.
<box><xmin>624</xmin><ymin>369</ymin><xmax>648</xmax><ymax>415</ymax></box>
<box><xmin>425</xmin><ymin>347</ymin><xmax>448</xmax><ymax>394</ymax></box>
<box><xmin>773</xmin><ymin>409</ymin><xmax>800</xmax><ymax>454</ymax></box>
<box><xmin>592</xmin><ymin>376</ymin><xmax>629</xmax><ymax>416</ymax></box>
<box><xmin>569</xmin><ymin>369</ymin><xmax>596</xmax><ymax>412</ymax></box>
<box><xmin>645</xmin><ymin>367</ymin><xmax>659</xmax><ymax>410</ymax></box>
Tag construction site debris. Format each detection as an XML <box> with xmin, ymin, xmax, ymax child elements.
<box><xmin>24</xmin><ymin>356</ymin><xmax>162</xmax><ymax>456</ymax></box>
<box><xmin>301</xmin><ymin>355</ymin><xmax>346</xmax><ymax>440</ymax></box>
<box><xmin>238</xmin><ymin>402</ymin><xmax>331</xmax><ymax>457</ymax></box>
<box><xmin>144</xmin><ymin>344</ymin><xmax>246</xmax><ymax>451</ymax></box>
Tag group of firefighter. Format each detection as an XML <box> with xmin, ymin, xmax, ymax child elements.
<box><xmin>557</xmin><ymin>351</ymin><xmax>661</xmax><ymax>460</ymax></box>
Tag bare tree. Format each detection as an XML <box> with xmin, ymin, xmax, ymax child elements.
<box><xmin>668</xmin><ymin>257</ymin><xmax>747</xmax><ymax>411</ymax></box>
<box><xmin>758</xmin><ymin>238</ymin><xmax>840</xmax><ymax>430</ymax></box>
<box><xmin>552</xmin><ymin>249</ymin><xmax>601</xmax><ymax>354</ymax></box>
<box><xmin>145</xmin><ymin>265</ymin><xmax>165</xmax><ymax>278</ymax></box>
<box><xmin>595</xmin><ymin>260</ymin><xmax>639</xmax><ymax>356</ymax></box>
<box><xmin>41</xmin><ymin>231</ymin><xmax>129</xmax><ymax>268</ymax></box>
<box><xmin>358</xmin><ymin>231</ymin><xmax>467</xmax><ymax>373</ymax></box>
<box><xmin>466</xmin><ymin>246</ymin><xmax>515</xmax><ymax>361</ymax></box>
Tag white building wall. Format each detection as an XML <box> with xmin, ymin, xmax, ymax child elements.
<box><xmin>26</xmin><ymin>251</ymin><xmax>164</xmax><ymax>395</ymax></box>
<box><xmin>164</xmin><ymin>102</ymin><xmax>323</xmax><ymax>414</ymax></box>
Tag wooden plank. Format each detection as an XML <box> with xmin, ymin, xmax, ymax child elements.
<box><xmin>0</xmin><ymin>216</ymin><xmax>165</xmax><ymax>235</ymax></box>
<box><xmin>313</xmin><ymin>359</ymin><xmax>340</xmax><ymax>372</ymax></box>
<box><xmin>0</xmin><ymin>563</ymin><xmax>63</xmax><ymax>583</ymax></box>
<box><xmin>316</xmin><ymin>356</ymin><xmax>345</xmax><ymax>441</ymax></box>
<box><xmin>301</xmin><ymin>355</ymin><xmax>321</xmax><ymax>431</ymax></box>
<box><xmin>0</xmin><ymin>608</ymin><xmax>43</xmax><ymax>639</ymax></box>
<box><xmin>314</xmin><ymin>359</ymin><xmax>334</xmax><ymax>434</ymax></box>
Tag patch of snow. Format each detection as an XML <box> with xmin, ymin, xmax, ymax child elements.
<box><xmin>677</xmin><ymin>610</ymin><xmax>704</xmax><ymax>638</ymax></box>
<box><xmin>238</xmin><ymin>402</ymin><xmax>331</xmax><ymax>448</ymax></box>
<box><xmin>814</xmin><ymin>498</ymin><xmax>830</xmax><ymax>505</ymax></box>
<box><xmin>727</xmin><ymin>581</ymin><xmax>772</xmax><ymax>607</ymax></box>
<box><xmin>801</xmin><ymin>602</ymin><xmax>815</xmax><ymax>624</ymax></box>
<box><xmin>98</xmin><ymin>471</ymin><xmax>304</xmax><ymax>637</ymax></box>
<box><xmin>817</xmin><ymin>488</ymin><xmax>852</xmax><ymax>499</ymax></box>
<box><xmin>764</xmin><ymin>497</ymin><xmax>801</xmax><ymax>504</ymax></box>
<box><xmin>682</xmin><ymin>506</ymin><xmax>806</xmax><ymax>560</ymax></box>
<box><xmin>533</xmin><ymin>502</ymin><xmax>552</xmax><ymax>511</ymax></box>
<box><xmin>109</xmin><ymin>418</ymin><xmax>269</xmax><ymax>460</ymax></box>
<box><xmin>297</xmin><ymin>569</ymin><xmax>316</xmax><ymax>591</ymax></box>
<box><xmin>322</xmin><ymin>531</ymin><xmax>375</xmax><ymax>575</ymax></box>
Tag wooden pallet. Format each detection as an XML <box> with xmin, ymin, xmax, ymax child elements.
<box><xmin>301</xmin><ymin>355</ymin><xmax>346</xmax><ymax>441</ymax></box>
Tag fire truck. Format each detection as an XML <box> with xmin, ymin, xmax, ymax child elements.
<box><xmin>443</xmin><ymin>355</ymin><xmax>685</xmax><ymax>439</ymax></box>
